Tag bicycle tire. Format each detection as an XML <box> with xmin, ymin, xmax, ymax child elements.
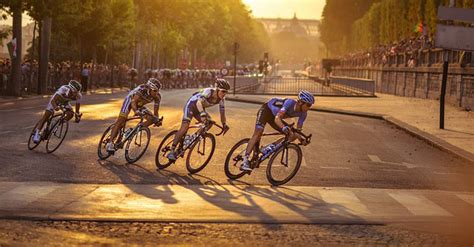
<box><xmin>266</xmin><ymin>143</ymin><xmax>302</xmax><ymax>186</ymax></box>
<box><xmin>125</xmin><ymin>126</ymin><xmax>151</xmax><ymax>164</ymax></box>
<box><xmin>224</xmin><ymin>138</ymin><xmax>251</xmax><ymax>180</ymax></box>
<box><xmin>185</xmin><ymin>133</ymin><xmax>216</xmax><ymax>174</ymax></box>
<box><xmin>27</xmin><ymin>128</ymin><xmax>41</xmax><ymax>150</ymax></box>
<box><xmin>45</xmin><ymin>118</ymin><xmax>69</xmax><ymax>153</ymax></box>
<box><xmin>97</xmin><ymin>124</ymin><xmax>115</xmax><ymax>160</ymax></box>
<box><xmin>155</xmin><ymin>130</ymin><xmax>178</xmax><ymax>169</ymax></box>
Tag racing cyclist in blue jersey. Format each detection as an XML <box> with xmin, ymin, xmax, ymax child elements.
<box><xmin>32</xmin><ymin>80</ymin><xmax>83</xmax><ymax>144</ymax></box>
<box><xmin>166</xmin><ymin>78</ymin><xmax>231</xmax><ymax>161</ymax></box>
<box><xmin>106</xmin><ymin>78</ymin><xmax>162</xmax><ymax>153</ymax></box>
<box><xmin>240</xmin><ymin>90</ymin><xmax>315</xmax><ymax>171</ymax></box>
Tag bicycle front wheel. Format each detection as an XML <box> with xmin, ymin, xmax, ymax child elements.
<box><xmin>186</xmin><ymin>133</ymin><xmax>216</xmax><ymax>174</ymax></box>
<box><xmin>125</xmin><ymin>127</ymin><xmax>151</xmax><ymax>164</ymax></box>
<box><xmin>97</xmin><ymin>124</ymin><xmax>115</xmax><ymax>160</ymax></box>
<box><xmin>155</xmin><ymin>130</ymin><xmax>178</xmax><ymax>169</ymax></box>
<box><xmin>266</xmin><ymin>143</ymin><xmax>302</xmax><ymax>186</ymax></box>
<box><xmin>27</xmin><ymin>128</ymin><xmax>41</xmax><ymax>150</ymax></box>
<box><xmin>46</xmin><ymin>118</ymin><xmax>69</xmax><ymax>153</ymax></box>
<box><xmin>224</xmin><ymin>138</ymin><xmax>251</xmax><ymax>180</ymax></box>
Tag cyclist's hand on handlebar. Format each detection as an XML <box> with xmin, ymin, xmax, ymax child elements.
<box><xmin>74</xmin><ymin>112</ymin><xmax>82</xmax><ymax>123</ymax></box>
<box><xmin>222</xmin><ymin>123</ymin><xmax>230</xmax><ymax>134</ymax></box>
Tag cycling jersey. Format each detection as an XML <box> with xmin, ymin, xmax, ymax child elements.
<box><xmin>46</xmin><ymin>85</ymin><xmax>82</xmax><ymax>112</ymax></box>
<box><xmin>255</xmin><ymin>98</ymin><xmax>307</xmax><ymax>130</ymax></box>
<box><xmin>182</xmin><ymin>88</ymin><xmax>225</xmax><ymax>123</ymax></box>
<box><xmin>119</xmin><ymin>84</ymin><xmax>161</xmax><ymax>117</ymax></box>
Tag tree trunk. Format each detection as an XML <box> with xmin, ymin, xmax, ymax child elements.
<box><xmin>8</xmin><ymin>1</ymin><xmax>22</xmax><ymax>96</ymax></box>
<box><xmin>38</xmin><ymin>16</ymin><xmax>52</xmax><ymax>95</ymax></box>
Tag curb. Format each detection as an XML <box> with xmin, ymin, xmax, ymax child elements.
<box><xmin>226</xmin><ymin>97</ymin><xmax>474</xmax><ymax>164</ymax></box>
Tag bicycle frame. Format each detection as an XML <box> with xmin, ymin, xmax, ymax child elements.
<box><xmin>178</xmin><ymin>120</ymin><xmax>225</xmax><ymax>154</ymax></box>
<box><xmin>114</xmin><ymin>115</ymin><xmax>145</xmax><ymax>148</ymax></box>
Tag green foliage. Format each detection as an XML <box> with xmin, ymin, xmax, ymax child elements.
<box><xmin>324</xmin><ymin>0</ymin><xmax>474</xmax><ymax>54</ymax></box>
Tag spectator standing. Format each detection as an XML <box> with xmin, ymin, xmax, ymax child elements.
<box><xmin>81</xmin><ymin>64</ymin><xmax>90</xmax><ymax>93</ymax></box>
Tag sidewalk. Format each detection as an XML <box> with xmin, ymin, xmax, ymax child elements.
<box><xmin>1</xmin><ymin>181</ymin><xmax>473</xmax><ymax>224</ymax></box>
<box><xmin>226</xmin><ymin>93</ymin><xmax>474</xmax><ymax>162</ymax></box>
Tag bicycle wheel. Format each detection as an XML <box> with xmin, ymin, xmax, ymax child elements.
<box><xmin>266</xmin><ymin>143</ymin><xmax>302</xmax><ymax>186</ymax></box>
<box><xmin>46</xmin><ymin>118</ymin><xmax>69</xmax><ymax>153</ymax></box>
<box><xmin>97</xmin><ymin>124</ymin><xmax>115</xmax><ymax>160</ymax></box>
<box><xmin>27</xmin><ymin>128</ymin><xmax>41</xmax><ymax>150</ymax></box>
<box><xmin>125</xmin><ymin>127</ymin><xmax>151</xmax><ymax>164</ymax></box>
<box><xmin>224</xmin><ymin>138</ymin><xmax>253</xmax><ymax>180</ymax></box>
<box><xmin>155</xmin><ymin>130</ymin><xmax>178</xmax><ymax>169</ymax></box>
<box><xmin>186</xmin><ymin>133</ymin><xmax>216</xmax><ymax>174</ymax></box>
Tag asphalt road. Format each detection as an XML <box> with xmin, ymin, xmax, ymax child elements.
<box><xmin>0</xmin><ymin>89</ymin><xmax>472</xmax><ymax>192</ymax></box>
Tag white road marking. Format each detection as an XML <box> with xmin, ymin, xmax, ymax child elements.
<box><xmin>22</xmin><ymin>125</ymin><xmax>35</xmax><ymax>130</ymax></box>
<box><xmin>456</xmin><ymin>194</ymin><xmax>474</xmax><ymax>206</ymax></box>
<box><xmin>334</xmin><ymin>119</ymin><xmax>341</xmax><ymax>123</ymax></box>
<box><xmin>389</xmin><ymin>193</ymin><xmax>452</xmax><ymax>216</ymax></box>
<box><xmin>0</xmin><ymin>131</ymin><xmax>13</xmax><ymax>135</ymax></box>
<box><xmin>367</xmin><ymin>154</ymin><xmax>419</xmax><ymax>169</ymax></box>
<box><xmin>320</xmin><ymin>190</ymin><xmax>370</xmax><ymax>216</ymax></box>
<box><xmin>0</xmin><ymin>184</ymin><xmax>61</xmax><ymax>210</ymax></box>
<box><xmin>21</xmin><ymin>106</ymin><xmax>36</xmax><ymax>110</ymax></box>
<box><xmin>320</xmin><ymin>166</ymin><xmax>350</xmax><ymax>170</ymax></box>
<box><xmin>368</xmin><ymin>154</ymin><xmax>382</xmax><ymax>163</ymax></box>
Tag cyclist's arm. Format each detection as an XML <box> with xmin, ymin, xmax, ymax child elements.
<box><xmin>130</xmin><ymin>94</ymin><xmax>140</xmax><ymax>114</ymax></box>
<box><xmin>196</xmin><ymin>98</ymin><xmax>205</xmax><ymax>113</ymax></box>
<box><xmin>219</xmin><ymin>99</ymin><xmax>226</xmax><ymax>125</ymax></box>
<box><xmin>297</xmin><ymin>113</ymin><xmax>307</xmax><ymax>130</ymax></box>
<box><xmin>153</xmin><ymin>93</ymin><xmax>161</xmax><ymax>117</ymax></box>
<box><xmin>50</xmin><ymin>94</ymin><xmax>60</xmax><ymax>110</ymax></box>
<box><xmin>75</xmin><ymin>93</ymin><xmax>82</xmax><ymax>114</ymax></box>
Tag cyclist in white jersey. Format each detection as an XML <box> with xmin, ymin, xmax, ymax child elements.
<box><xmin>106</xmin><ymin>78</ymin><xmax>162</xmax><ymax>153</ymax></box>
<box><xmin>166</xmin><ymin>78</ymin><xmax>231</xmax><ymax>161</ymax></box>
<box><xmin>32</xmin><ymin>80</ymin><xmax>83</xmax><ymax>143</ymax></box>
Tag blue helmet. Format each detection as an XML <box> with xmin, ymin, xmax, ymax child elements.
<box><xmin>298</xmin><ymin>90</ymin><xmax>314</xmax><ymax>105</ymax></box>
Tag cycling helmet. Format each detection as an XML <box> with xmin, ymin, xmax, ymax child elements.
<box><xmin>69</xmin><ymin>80</ymin><xmax>82</xmax><ymax>92</ymax></box>
<box><xmin>147</xmin><ymin>78</ymin><xmax>162</xmax><ymax>91</ymax></box>
<box><xmin>215</xmin><ymin>78</ymin><xmax>230</xmax><ymax>91</ymax></box>
<box><xmin>298</xmin><ymin>90</ymin><xmax>314</xmax><ymax>105</ymax></box>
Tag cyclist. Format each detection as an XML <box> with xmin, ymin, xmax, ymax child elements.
<box><xmin>166</xmin><ymin>78</ymin><xmax>231</xmax><ymax>161</ymax></box>
<box><xmin>240</xmin><ymin>90</ymin><xmax>314</xmax><ymax>171</ymax></box>
<box><xmin>32</xmin><ymin>80</ymin><xmax>83</xmax><ymax>144</ymax></box>
<box><xmin>106</xmin><ymin>78</ymin><xmax>162</xmax><ymax>153</ymax></box>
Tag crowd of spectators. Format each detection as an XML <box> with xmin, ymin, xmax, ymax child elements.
<box><xmin>0</xmin><ymin>57</ymin><xmax>261</xmax><ymax>95</ymax></box>
<box><xmin>341</xmin><ymin>35</ymin><xmax>436</xmax><ymax>67</ymax></box>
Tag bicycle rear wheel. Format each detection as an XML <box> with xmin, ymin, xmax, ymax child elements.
<box><xmin>186</xmin><ymin>133</ymin><xmax>216</xmax><ymax>174</ymax></box>
<box><xmin>46</xmin><ymin>118</ymin><xmax>69</xmax><ymax>153</ymax></box>
<box><xmin>266</xmin><ymin>143</ymin><xmax>302</xmax><ymax>186</ymax></box>
<box><xmin>224</xmin><ymin>138</ymin><xmax>252</xmax><ymax>180</ymax></box>
<box><xmin>125</xmin><ymin>127</ymin><xmax>151</xmax><ymax>164</ymax></box>
<box><xmin>155</xmin><ymin>130</ymin><xmax>178</xmax><ymax>169</ymax></box>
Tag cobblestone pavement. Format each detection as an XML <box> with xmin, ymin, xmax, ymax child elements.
<box><xmin>0</xmin><ymin>220</ymin><xmax>470</xmax><ymax>246</ymax></box>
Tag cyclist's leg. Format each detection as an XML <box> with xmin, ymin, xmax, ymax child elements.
<box><xmin>245</xmin><ymin>104</ymin><xmax>272</xmax><ymax>156</ymax></box>
<box><xmin>35</xmin><ymin>109</ymin><xmax>53</xmax><ymax>131</ymax></box>
<box><xmin>108</xmin><ymin>96</ymin><xmax>131</xmax><ymax>150</ymax></box>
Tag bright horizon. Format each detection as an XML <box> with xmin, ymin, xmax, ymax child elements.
<box><xmin>242</xmin><ymin>0</ymin><xmax>325</xmax><ymax>20</ymax></box>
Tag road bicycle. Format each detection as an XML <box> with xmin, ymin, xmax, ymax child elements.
<box><xmin>98</xmin><ymin>109</ymin><xmax>162</xmax><ymax>163</ymax></box>
<box><xmin>155</xmin><ymin>119</ymin><xmax>227</xmax><ymax>174</ymax></box>
<box><xmin>224</xmin><ymin>125</ymin><xmax>311</xmax><ymax>186</ymax></box>
<box><xmin>28</xmin><ymin>105</ymin><xmax>80</xmax><ymax>153</ymax></box>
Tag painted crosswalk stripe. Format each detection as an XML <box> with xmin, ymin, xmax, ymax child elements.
<box><xmin>319</xmin><ymin>190</ymin><xmax>370</xmax><ymax>216</ymax></box>
<box><xmin>456</xmin><ymin>194</ymin><xmax>474</xmax><ymax>206</ymax></box>
<box><xmin>388</xmin><ymin>193</ymin><xmax>452</xmax><ymax>216</ymax></box>
<box><xmin>0</xmin><ymin>184</ymin><xmax>61</xmax><ymax>210</ymax></box>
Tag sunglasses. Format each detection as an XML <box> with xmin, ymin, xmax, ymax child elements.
<box><xmin>303</xmin><ymin>102</ymin><xmax>312</xmax><ymax>107</ymax></box>
<box><xmin>220</xmin><ymin>89</ymin><xmax>228</xmax><ymax>93</ymax></box>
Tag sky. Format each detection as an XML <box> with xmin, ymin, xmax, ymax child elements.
<box><xmin>0</xmin><ymin>0</ymin><xmax>326</xmax><ymax>26</ymax></box>
<box><xmin>242</xmin><ymin>0</ymin><xmax>325</xmax><ymax>20</ymax></box>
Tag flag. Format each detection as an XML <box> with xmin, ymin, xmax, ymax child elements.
<box><xmin>413</xmin><ymin>21</ymin><xmax>423</xmax><ymax>33</ymax></box>
<box><xmin>7</xmin><ymin>38</ymin><xmax>16</xmax><ymax>59</ymax></box>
